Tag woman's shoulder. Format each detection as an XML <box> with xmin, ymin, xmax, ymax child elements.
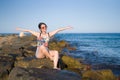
<box><xmin>36</xmin><ymin>32</ymin><xmax>41</xmax><ymax>38</ymax></box>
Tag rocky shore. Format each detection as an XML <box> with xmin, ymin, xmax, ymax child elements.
<box><xmin>0</xmin><ymin>34</ymin><xmax>119</xmax><ymax>80</ymax></box>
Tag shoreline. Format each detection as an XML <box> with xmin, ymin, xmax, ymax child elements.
<box><xmin>0</xmin><ymin>34</ymin><xmax>120</xmax><ymax>80</ymax></box>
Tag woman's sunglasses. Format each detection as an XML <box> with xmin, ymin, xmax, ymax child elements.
<box><xmin>41</xmin><ymin>27</ymin><xmax>46</xmax><ymax>29</ymax></box>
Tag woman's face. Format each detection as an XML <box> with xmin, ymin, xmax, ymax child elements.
<box><xmin>40</xmin><ymin>24</ymin><xmax>47</xmax><ymax>32</ymax></box>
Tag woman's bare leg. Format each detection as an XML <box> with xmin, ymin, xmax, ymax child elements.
<box><xmin>53</xmin><ymin>51</ymin><xmax>59</xmax><ymax>69</ymax></box>
<box><xmin>37</xmin><ymin>46</ymin><xmax>59</xmax><ymax>69</ymax></box>
<box><xmin>40</xmin><ymin>45</ymin><xmax>53</xmax><ymax>60</ymax></box>
<box><xmin>49</xmin><ymin>50</ymin><xmax>60</xmax><ymax>69</ymax></box>
<box><xmin>35</xmin><ymin>47</ymin><xmax>45</xmax><ymax>58</ymax></box>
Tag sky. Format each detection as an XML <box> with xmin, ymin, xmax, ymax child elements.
<box><xmin>0</xmin><ymin>0</ymin><xmax>120</xmax><ymax>33</ymax></box>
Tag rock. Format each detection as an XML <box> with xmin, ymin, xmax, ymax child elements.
<box><xmin>15</xmin><ymin>55</ymin><xmax>85</xmax><ymax>69</ymax></box>
<box><xmin>49</xmin><ymin>41</ymin><xmax>62</xmax><ymax>52</ymax></box>
<box><xmin>49</xmin><ymin>40</ymin><xmax>76</xmax><ymax>53</ymax></box>
<box><xmin>0</xmin><ymin>35</ymin><xmax>35</xmax><ymax>57</ymax></box>
<box><xmin>82</xmin><ymin>69</ymin><xmax>116</xmax><ymax>80</ymax></box>
<box><xmin>18</xmin><ymin>46</ymin><xmax>35</xmax><ymax>57</ymax></box>
<box><xmin>0</xmin><ymin>56</ymin><xmax>14</xmax><ymax>80</ymax></box>
<box><xmin>14</xmin><ymin>54</ymin><xmax>86</xmax><ymax>77</ymax></box>
<box><xmin>59</xmin><ymin>55</ymin><xmax>87</xmax><ymax>76</ymax></box>
<box><xmin>16</xmin><ymin>56</ymin><xmax>25</xmax><ymax>61</ymax></box>
<box><xmin>65</xmin><ymin>68</ymin><xmax>82</xmax><ymax>76</ymax></box>
<box><xmin>61</xmin><ymin>55</ymin><xmax>85</xmax><ymax>69</ymax></box>
<box><xmin>15</xmin><ymin>57</ymin><xmax>53</xmax><ymax>68</ymax></box>
<box><xmin>8</xmin><ymin>67</ymin><xmax>81</xmax><ymax>80</ymax></box>
<box><xmin>57</xmin><ymin>40</ymin><xmax>68</xmax><ymax>48</ymax></box>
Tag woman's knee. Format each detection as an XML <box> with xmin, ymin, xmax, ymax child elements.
<box><xmin>54</xmin><ymin>50</ymin><xmax>59</xmax><ymax>56</ymax></box>
<box><xmin>36</xmin><ymin>55</ymin><xmax>45</xmax><ymax>59</ymax></box>
<box><xmin>53</xmin><ymin>50</ymin><xmax>58</xmax><ymax>53</ymax></box>
<box><xmin>40</xmin><ymin>46</ymin><xmax>48</xmax><ymax>53</ymax></box>
<box><xmin>40</xmin><ymin>45</ymin><xmax>46</xmax><ymax>50</ymax></box>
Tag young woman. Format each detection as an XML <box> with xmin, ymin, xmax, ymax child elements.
<box><xmin>16</xmin><ymin>22</ymin><xmax>72</xmax><ymax>69</ymax></box>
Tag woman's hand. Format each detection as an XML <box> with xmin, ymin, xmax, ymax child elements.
<box><xmin>16</xmin><ymin>27</ymin><xmax>28</xmax><ymax>32</ymax></box>
<box><xmin>49</xmin><ymin>26</ymin><xmax>73</xmax><ymax>37</ymax></box>
<box><xmin>16</xmin><ymin>27</ymin><xmax>39</xmax><ymax>37</ymax></box>
<box><xmin>66</xmin><ymin>26</ymin><xmax>73</xmax><ymax>30</ymax></box>
<box><xmin>16</xmin><ymin>27</ymin><xmax>21</xmax><ymax>31</ymax></box>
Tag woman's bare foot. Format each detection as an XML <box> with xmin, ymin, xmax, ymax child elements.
<box><xmin>53</xmin><ymin>67</ymin><xmax>61</xmax><ymax>70</ymax></box>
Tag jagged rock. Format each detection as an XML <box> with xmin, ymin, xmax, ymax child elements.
<box><xmin>14</xmin><ymin>54</ymin><xmax>86</xmax><ymax>77</ymax></box>
<box><xmin>57</xmin><ymin>40</ymin><xmax>68</xmax><ymax>48</ymax></box>
<box><xmin>15</xmin><ymin>55</ymin><xmax>85</xmax><ymax>69</ymax></box>
<box><xmin>8</xmin><ymin>67</ymin><xmax>81</xmax><ymax>80</ymax></box>
<box><xmin>15</xmin><ymin>57</ymin><xmax>53</xmax><ymax>68</ymax></box>
<box><xmin>0</xmin><ymin>56</ymin><xmax>14</xmax><ymax>80</ymax></box>
<box><xmin>82</xmin><ymin>69</ymin><xmax>116</xmax><ymax>80</ymax></box>
<box><xmin>49</xmin><ymin>40</ymin><xmax>76</xmax><ymax>53</ymax></box>
<box><xmin>58</xmin><ymin>55</ymin><xmax>86</xmax><ymax>76</ymax></box>
<box><xmin>0</xmin><ymin>35</ymin><xmax>36</xmax><ymax>56</ymax></box>
<box><xmin>49</xmin><ymin>41</ymin><xmax>62</xmax><ymax>52</ymax></box>
<box><xmin>61</xmin><ymin>55</ymin><xmax>85</xmax><ymax>69</ymax></box>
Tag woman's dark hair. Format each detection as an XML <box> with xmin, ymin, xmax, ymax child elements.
<box><xmin>38</xmin><ymin>22</ymin><xmax>47</xmax><ymax>29</ymax></box>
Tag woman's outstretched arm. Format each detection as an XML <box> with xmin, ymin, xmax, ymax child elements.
<box><xmin>16</xmin><ymin>27</ymin><xmax>39</xmax><ymax>37</ymax></box>
<box><xmin>49</xmin><ymin>26</ymin><xmax>72</xmax><ymax>37</ymax></box>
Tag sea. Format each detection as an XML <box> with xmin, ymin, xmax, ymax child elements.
<box><xmin>55</xmin><ymin>33</ymin><xmax>120</xmax><ymax>76</ymax></box>
<box><xmin>1</xmin><ymin>33</ymin><xmax>120</xmax><ymax>76</ymax></box>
